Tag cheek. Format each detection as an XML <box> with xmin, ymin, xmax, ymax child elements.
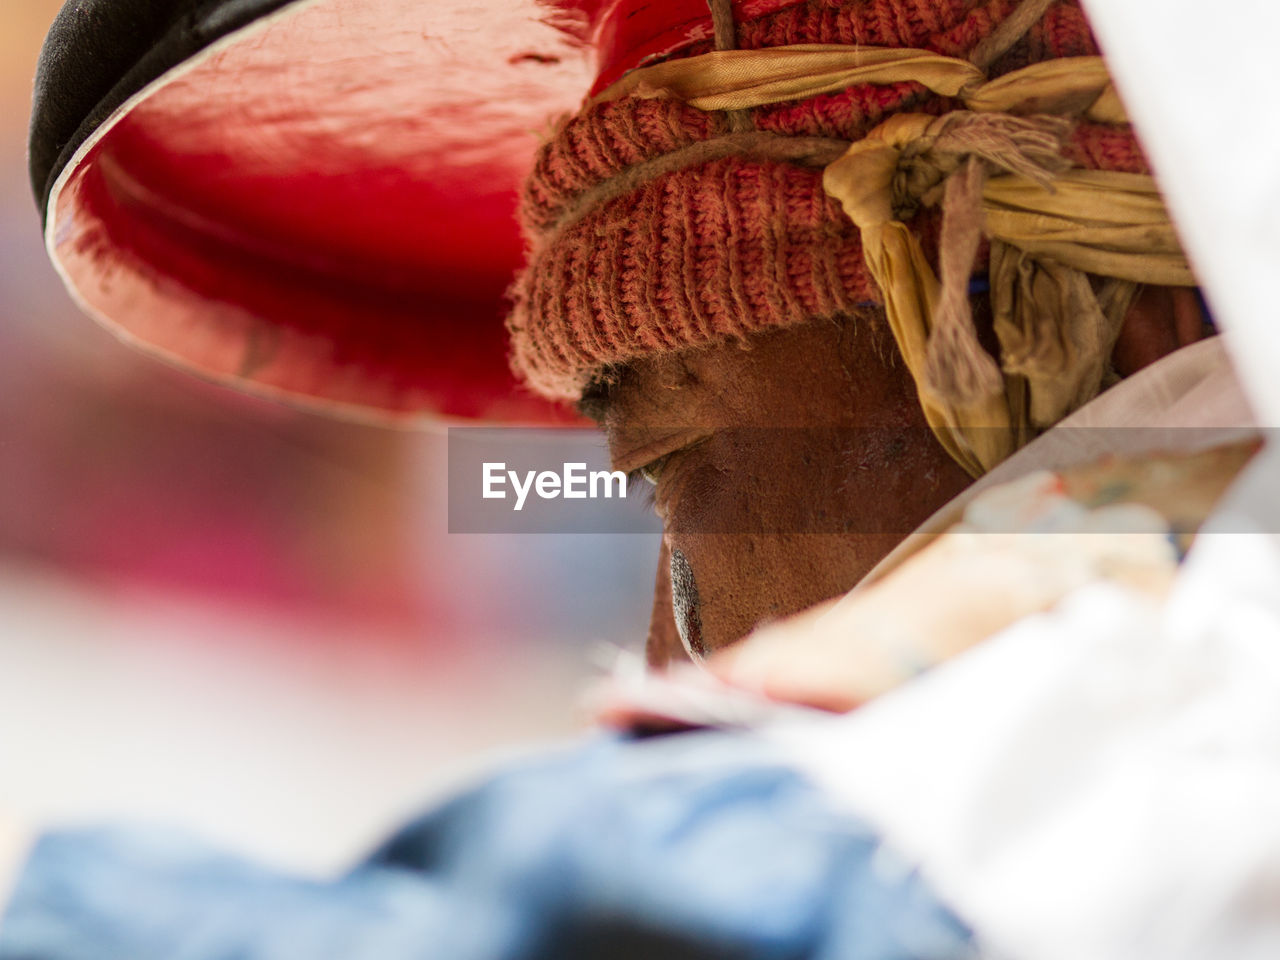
<box><xmin>659</xmin><ymin>428</ymin><xmax>969</xmax><ymax>653</ymax></box>
<box><xmin>667</xmin><ymin>531</ymin><xmax>904</xmax><ymax>655</ymax></box>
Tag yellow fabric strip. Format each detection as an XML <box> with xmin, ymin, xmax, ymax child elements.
<box><xmin>823</xmin><ymin>116</ymin><xmax>1020</xmax><ymax>475</ymax></box>
<box><xmin>595</xmin><ymin>46</ymin><xmax>1122</xmax><ymax>121</ymax></box>
<box><xmin>964</xmin><ymin>57</ymin><xmax>1126</xmax><ymax>121</ymax></box>
<box><xmin>983</xmin><ymin>172</ymin><xmax>1195</xmax><ymax>286</ymax></box>
<box><xmin>859</xmin><ymin>221</ymin><xmax>1005</xmax><ymax>475</ymax></box>
<box><xmin>594</xmin><ymin>45</ymin><xmax>984</xmax><ymax>110</ymax></box>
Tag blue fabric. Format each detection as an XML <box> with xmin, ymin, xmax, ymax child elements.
<box><xmin>0</xmin><ymin>731</ymin><xmax>972</xmax><ymax>960</ymax></box>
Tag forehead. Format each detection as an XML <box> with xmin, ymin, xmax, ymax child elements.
<box><xmin>599</xmin><ymin>316</ymin><xmax>904</xmax><ymax>434</ymax></box>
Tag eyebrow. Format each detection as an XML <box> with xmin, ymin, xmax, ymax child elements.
<box><xmin>577</xmin><ymin>379</ymin><xmax>612</xmax><ymax>424</ymax></box>
<box><xmin>576</xmin><ymin>365</ymin><xmax>629</xmax><ymax>425</ymax></box>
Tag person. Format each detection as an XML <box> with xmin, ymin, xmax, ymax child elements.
<box><xmin>22</xmin><ymin>0</ymin><xmax>1225</xmax><ymax>665</ymax></box>
<box><xmin>6</xmin><ymin>0</ymin><xmax>1280</xmax><ymax>956</ymax></box>
<box><xmin>499</xmin><ymin>0</ymin><xmax>1227</xmax><ymax>670</ymax></box>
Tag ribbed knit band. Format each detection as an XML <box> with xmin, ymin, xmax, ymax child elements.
<box><xmin>507</xmin><ymin>0</ymin><xmax>1148</xmax><ymax>401</ymax></box>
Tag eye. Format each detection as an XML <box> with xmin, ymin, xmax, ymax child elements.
<box><xmin>626</xmin><ymin>454</ymin><xmax>669</xmax><ymax>497</ymax></box>
<box><xmin>640</xmin><ymin>455</ymin><xmax>671</xmax><ymax>486</ymax></box>
<box><xmin>621</xmin><ymin>435</ymin><xmax>710</xmax><ymax>495</ymax></box>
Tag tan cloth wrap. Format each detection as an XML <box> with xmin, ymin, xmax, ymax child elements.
<box><xmin>597</xmin><ymin>48</ymin><xmax>1126</xmax><ymax>124</ymax></box>
<box><xmin>598</xmin><ymin>50</ymin><xmax>1193</xmax><ymax>476</ymax></box>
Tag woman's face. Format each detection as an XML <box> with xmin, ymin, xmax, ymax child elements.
<box><xmin>594</xmin><ymin>315</ymin><xmax>975</xmax><ymax>663</ymax></box>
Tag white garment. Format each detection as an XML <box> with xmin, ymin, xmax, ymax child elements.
<box><xmin>1078</xmin><ymin>0</ymin><xmax>1280</xmax><ymax>429</ymax></box>
<box><xmin>768</xmin><ymin>342</ymin><xmax>1280</xmax><ymax>960</ymax></box>
<box><xmin>860</xmin><ymin>335</ymin><xmax>1258</xmax><ymax>588</ymax></box>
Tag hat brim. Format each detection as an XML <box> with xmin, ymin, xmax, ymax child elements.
<box><xmin>32</xmin><ymin>0</ymin><xmax>604</xmax><ymax>424</ymax></box>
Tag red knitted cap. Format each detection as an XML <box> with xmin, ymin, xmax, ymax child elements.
<box><xmin>507</xmin><ymin>0</ymin><xmax>1147</xmax><ymax>401</ymax></box>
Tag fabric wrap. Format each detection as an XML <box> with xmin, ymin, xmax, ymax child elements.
<box><xmin>0</xmin><ymin>733</ymin><xmax>972</xmax><ymax>960</ymax></box>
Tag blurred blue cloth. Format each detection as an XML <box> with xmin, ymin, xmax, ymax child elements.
<box><xmin>0</xmin><ymin>731</ymin><xmax>972</xmax><ymax>960</ymax></box>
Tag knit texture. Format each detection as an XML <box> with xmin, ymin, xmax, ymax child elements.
<box><xmin>508</xmin><ymin>0</ymin><xmax>1148</xmax><ymax>401</ymax></box>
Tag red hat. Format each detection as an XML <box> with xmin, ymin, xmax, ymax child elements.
<box><xmin>31</xmin><ymin>0</ymin><xmax>762</xmax><ymax>424</ymax></box>
<box><xmin>31</xmin><ymin>0</ymin><xmax>1130</xmax><ymax>427</ymax></box>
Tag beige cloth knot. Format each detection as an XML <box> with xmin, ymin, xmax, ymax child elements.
<box><xmin>825</xmin><ymin>108</ymin><xmax>1087</xmax><ymax>473</ymax></box>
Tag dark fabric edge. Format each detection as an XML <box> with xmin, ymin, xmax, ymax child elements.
<box><xmin>29</xmin><ymin>0</ymin><xmax>305</xmax><ymax>227</ymax></box>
